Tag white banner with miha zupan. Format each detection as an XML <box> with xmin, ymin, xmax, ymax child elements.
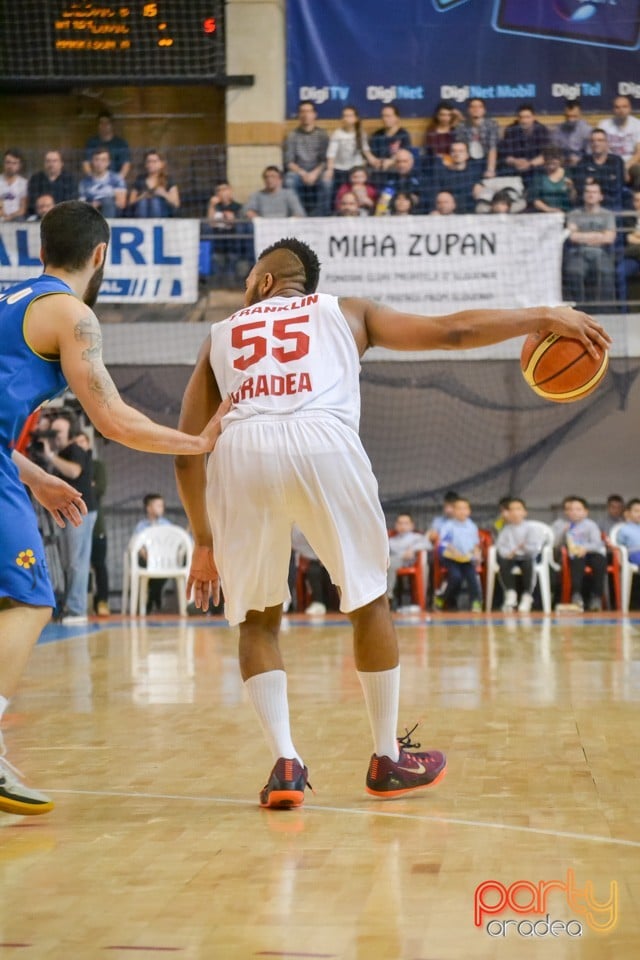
<box><xmin>254</xmin><ymin>213</ymin><xmax>565</xmax><ymax>313</ymax></box>
<box><xmin>0</xmin><ymin>219</ymin><xmax>200</xmax><ymax>303</ymax></box>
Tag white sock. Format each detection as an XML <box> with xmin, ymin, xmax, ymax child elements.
<box><xmin>0</xmin><ymin>695</ymin><xmax>8</xmax><ymax>722</ymax></box>
<box><xmin>244</xmin><ymin>670</ymin><xmax>302</xmax><ymax>765</ymax></box>
<box><xmin>357</xmin><ymin>666</ymin><xmax>401</xmax><ymax>761</ymax></box>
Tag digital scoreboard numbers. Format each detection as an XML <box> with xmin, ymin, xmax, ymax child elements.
<box><xmin>0</xmin><ymin>1</ymin><xmax>225</xmax><ymax>83</ymax></box>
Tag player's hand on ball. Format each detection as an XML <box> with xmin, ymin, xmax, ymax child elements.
<box><xmin>188</xmin><ymin>545</ymin><xmax>221</xmax><ymax>610</ymax></box>
<box><xmin>544</xmin><ymin>306</ymin><xmax>612</xmax><ymax>360</ymax></box>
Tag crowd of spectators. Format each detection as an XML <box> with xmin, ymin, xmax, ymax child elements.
<box><xmin>3</xmin><ymin>97</ymin><xmax>640</xmax><ymax>303</ymax></box>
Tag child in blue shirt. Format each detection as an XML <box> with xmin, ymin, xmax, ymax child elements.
<box><xmin>436</xmin><ymin>497</ymin><xmax>482</xmax><ymax>611</ymax></box>
<box><xmin>616</xmin><ymin>498</ymin><xmax>640</xmax><ymax>564</ymax></box>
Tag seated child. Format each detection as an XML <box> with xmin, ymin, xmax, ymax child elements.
<box><xmin>495</xmin><ymin>498</ymin><xmax>544</xmax><ymax>613</ymax></box>
<box><xmin>558</xmin><ymin>497</ymin><xmax>607</xmax><ymax>611</ymax></box>
<box><xmin>387</xmin><ymin>513</ymin><xmax>429</xmax><ymax>609</ymax></box>
<box><xmin>614</xmin><ymin>498</ymin><xmax>640</xmax><ymax>564</ymax></box>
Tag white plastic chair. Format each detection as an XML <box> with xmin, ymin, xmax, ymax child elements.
<box><xmin>122</xmin><ymin>525</ymin><xmax>193</xmax><ymax>617</ymax></box>
<box><xmin>485</xmin><ymin>521</ymin><xmax>556</xmax><ymax>613</ymax></box>
<box><xmin>609</xmin><ymin>523</ymin><xmax>639</xmax><ymax>613</ymax></box>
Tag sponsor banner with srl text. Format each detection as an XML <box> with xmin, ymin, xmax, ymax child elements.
<box><xmin>253</xmin><ymin>213</ymin><xmax>564</xmax><ymax>312</ymax></box>
<box><xmin>0</xmin><ymin>219</ymin><xmax>199</xmax><ymax>303</ymax></box>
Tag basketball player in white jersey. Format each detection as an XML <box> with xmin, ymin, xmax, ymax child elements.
<box><xmin>175</xmin><ymin>238</ymin><xmax>610</xmax><ymax>808</ymax></box>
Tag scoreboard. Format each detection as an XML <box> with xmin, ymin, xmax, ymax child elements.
<box><xmin>0</xmin><ymin>1</ymin><xmax>228</xmax><ymax>85</ymax></box>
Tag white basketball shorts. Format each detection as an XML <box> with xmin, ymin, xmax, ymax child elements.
<box><xmin>206</xmin><ymin>414</ymin><xmax>389</xmax><ymax>625</ymax></box>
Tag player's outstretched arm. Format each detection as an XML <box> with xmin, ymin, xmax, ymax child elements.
<box><xmin>12</xmin><ymin>450</ymin><xmax>88</xmax><ymax>528</ymax></box>
<box><xmin>54</xmin><ymin>300</ymin><xmax>224</xmax><ymax>454</ymax></box>
<box><xmin>341</xmin><ymin>298</ymin><xmax>611</xmax><ymax>359</ymax></box>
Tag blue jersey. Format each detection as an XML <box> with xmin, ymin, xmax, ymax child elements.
<box><xmin>0</xmin><ymin>274</ymin><xmax>72</xmax><ymax>607</ymax></box>
<box><xmin>0</xmin><ymin>274</ymin><xmax>70</xmax><ymax>449</ymax></box>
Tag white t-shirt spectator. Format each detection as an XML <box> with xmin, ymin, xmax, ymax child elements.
<box><xmin>0</xmin><ymin>174</ymin><xmax>28</xmax><ymax>218</ymax></box>
<box><xmin>600</xmin><ymin>116</ymin><xmax>640</xmax><ymax>162</ymax></box>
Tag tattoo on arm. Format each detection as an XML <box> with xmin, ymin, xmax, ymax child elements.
<box><xmin>73</xmin><ymin>316</ymin><xmax>118</xmax><ymax>407</ymax></box>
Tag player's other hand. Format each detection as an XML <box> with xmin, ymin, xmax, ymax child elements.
<box><xmin>187</xmin><ymin>545</ymin><xmax>221</xmax><ymax>610</ymax></box>
<box><xmin>545</xmin><ymin>306</ymin><xmax>612</xmax><ymax>360</ymax></box>
<box><xmin>30</xmin><ymin>473</ymin><xmax>88</xmax><ymax>528</ymax></box>
<box><xmin>198</xmin><ymin>395</ymin><xmax>233</xmax><ymax>452</ymax></box>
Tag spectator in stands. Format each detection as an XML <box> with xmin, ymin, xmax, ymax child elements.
<box><xmin>551</xmin><ymin>100</ymin><xmax>593</xmax><ymax>170</ymax></box>
<box><xmin>335</xmin><ymin>191</ymin><xmax>362</xmax><ymax>216</ymax></box>
<box><xmin>428</xmin><ymin>490</ymin><xmax>459</xmax><ymax>607</ymax></box>
<box><xmin>83</xmin><ymin>110</ymin><xmax>131</xmax><ymax>180</ymax></box>
<box><xmin>622</xmin><ymin>189</ymin><xmax>640</xmax><ymax>282</ymax></box>
<box><xmin>134</xmin><ymin>493</ymin><xmax>172</xmax><ymax>614</ymax></box>
<box><xmin>27</xmin><ymin>193</ymin><xmax>56</xmax><ymax>221</ymax></box>
<box><xmin>600</xmin><ymin>96</ymin><xmax>640</xmax><ymax>180</ymax></box>
<box><xmin>552</xmin><ymin>496</ymin><xmax>577</xmax><ymax>547</ymax></box>
<box><xmin>423</xmin><ymin>100</ymin><xmax>461</xmax><ymax>164</ymax></box>
<box><xmin>428</xmin><ymin>491</ymin><xmax>460</xmax><ymax>544</ymax></box>
<box><xmin>381</xmin><ymin>148</ymin><xmax>423</xmax><ymax>212</ymax></box>
<box><xmin>489</xmin><ymin>189</ymin><xmax>515</xmax><ymax>213</ymax></box>
<box><xmin>435</xmin><ymin>496</ymin><xmax>482</xmax><ymax>612</ymax></box>
<box><xmin>206</xmin><ymin>180</ymin><xmax>250</xmax><ymax>282</ymax></box>
<box><xmin>495</xmin><ymin>498</ymin><xmax>544</xmax><ymax>613</ymax></box>
<box><xmin>244</xmin><ymin>165</ymin><xmax>306</xmax><ymax>219</ymax></box>
<box><xmin>324</xmin><ymin>106</ymin><xmax>375</xmax><ymax>197</ymax></box>
<box><xmin>600</xmin><ymin>493</ymin><xmax>626</xmax><ymax>537</ymax></box>
<box><xmin>529</xmin><ymin>147</ymin><xmax>575</xmax><ymax>214</ymax></box>
<box><xmin>556</xmin><ymin>496</ymin><xmax>607</xmax><ymax>611</ymax></box>
<box><xmin>41</xmin><ymin>413</ymin><xmax>97</xmax><ymax>626</ymax></box>
<box><xmin>629</xmin><ymin>145</ymin><xmax>640</xmax><ymax>192</ymax></box>
<box><xmin>368</xmin><ymin>104</ymin><xmax>413</xmax><ymax>179</ymax></box>
<box><xmin>0</xmin><ymin>148</ymin><xmax>28</xmax><ymax>222</ymax></box>
<box><xmin>573</xmin><ymin>129</ymin><xmax>625</xmax><ymax>210</ymax></box>
<box><xmin>334</xmin><ymin>166</ymin><xmax>377</xmax><ymax>214</ymax></box>
<box><xmin>27</xmin><ymin>150</ymin><xmax>77</xmax><ymax>215</ymax></box>
<box><xmin>207</xmin><ymin>180</ymin><xmax>242</xmax><ymax>227</ymax></box>
<box><xmin>79</xmin><ymin>148</ymin><xmax>127</xmax><ymax>219</ymax></box>
<box><xmin>390</xmin><ymin>191</ymin><xmax>417</xmax><ymax>215</ymax></box>
<box><xmin>564</xmin><ymin>182</ymin><xmax>616</xmax><ymax>309</ymax></box>
<box><xmin>614</xmin><ymin>499</ymin><xmax>640</xmax><ymax>566</ymax></box>
<box><xmin>491</xmin><ymin>495</ymin><xmax>512</xmax><ymax>538</ymax></box>
<box><xmin>498</xmin><ymin>103</ymin><xmax>550</xmax><ymax>185</ymax></box>
<box><xmin>454</xmin><ymin>97</ymin><xmax>499</xmax><ymax>179</ymax></box>
<box><xmin>434</xmin><ymin>141</ymin><xmax>484</xmax><ymax>213</ymax></box>
<box><xmin>128</xmin><ymin>150</ymin><xmax>180</xmax><ymax>217</ymax></box>
<box><xmin>283</xmin><ymin>100</ymin><xmax>331</xmax><ymax>216</ymax></box>
<box><xmin>429</xmin><ymin>191</ymin><xmax>457</xmax><ymax>216</ymax></box>
<box><xmin>387</xmin><ymin>514</ymin><xmax>429</xmax><ymax>610</ymax></box>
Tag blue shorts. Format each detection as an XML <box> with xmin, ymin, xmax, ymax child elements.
<box><xmin>0</xmin><ymin>449</ymin><xmax>56</xmax><ymax>608</ymax></box>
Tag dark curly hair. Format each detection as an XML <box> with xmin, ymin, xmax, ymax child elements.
<box><xmin>257</xmin><ymin>237</ymin><xmax>321</xmax><ymax>294</ymax></box>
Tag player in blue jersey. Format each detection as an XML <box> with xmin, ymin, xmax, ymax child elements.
<box><xmin>0</xmin><ymin>200</ymin><xmax>227</xmax><ymax>816</ymax></box>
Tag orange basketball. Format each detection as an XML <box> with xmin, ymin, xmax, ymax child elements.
<box><xmin>520</xmin><ymin>331</ymin><xmax>608</xmax><ymax>403</ymax></box>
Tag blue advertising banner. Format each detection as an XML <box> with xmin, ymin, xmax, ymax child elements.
<box><xmin>286</xmin><ymin>0</ymin><xmax>640</xmax><ymax>118</ymax></box>
<box><xmin>0</xmin><ymin>220</ymin><xmax>199</xmax><ymax>303</ymax></box>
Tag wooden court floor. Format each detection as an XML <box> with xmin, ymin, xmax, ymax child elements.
<box><xmin>2</xmin><ymin>611</ymin><xmax>640</xmax><ymax>959</ymax></box>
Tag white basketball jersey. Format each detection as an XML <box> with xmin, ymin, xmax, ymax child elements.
<box><xmin>210</xmin><ymin>293</ymin><xmax>361</xmax><ymax>431</ymax></box>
